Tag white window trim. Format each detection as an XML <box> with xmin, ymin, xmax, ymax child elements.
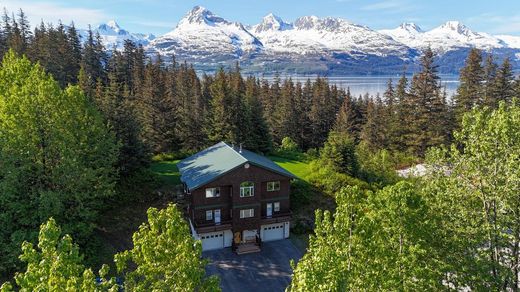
<box><xmin>274</xmin><ymin>202</ymin><xmax>280</xmax><ymax>212</ymax></box>
<box><xmin>267</xmin><ymin>181</ymin><xmax>280</xmax><ymax>192</ymax></box>
<box><xmin>205</xmin><ymin>187</ymin><xmax>220</xmax><ymax>198</ymax></box>
<box><xmin>240</xmin><ymin>182</ymin><xmax>255</xmax><ymax>197</ymax></box>
<box><xmin>206</xmin><ymin>210</ymin><xmax>213</xmax><ymax>221</ymax></box>
<box><xmin>240</xmin><ymin>208</ymin><xmax>254</xmax><ymax>218</ymax></box>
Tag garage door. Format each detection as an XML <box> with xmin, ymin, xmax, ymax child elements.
<box><xmin>201</xmin><ymin>232</ymin><xmax>224</xmax><ymax>251</ymax></box>
<box><xmin>261</xmin><ymin>223</ymin><xmax>285</xmax><ymax>242</ymax></box>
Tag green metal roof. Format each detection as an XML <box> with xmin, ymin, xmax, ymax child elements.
<box><xmin>177</xmin><ymin>142</ymin><xmax>296</xmax><ymax>190</ymax></box>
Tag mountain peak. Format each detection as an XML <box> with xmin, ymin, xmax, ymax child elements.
<box><xmin>254</xmin><ymin>13</ymin><xmax>292</xmax><ymax>33</ymax></box>
<box><xmin>179</xmin><ymin>6</ymin><xmax>228</xmax><ymax>26</ymax></box>
<box><xmin>97</xmin><ymin>20</ymin><xmax>126</xmax><ymax>35</ymax></box>
<box><xmin>437</xmin><ymin>21</ymin><xmax>472</xmax><ymax>36</ymax></box>
<box><xmin>106</xmin><ymin>20</ymin><xmax>120</xmax><ymax>30</ymax></box>
<box><xmin>399</xmin><ymin>22</ymin><xmax>422</xmax><ymax>33</ymax></box>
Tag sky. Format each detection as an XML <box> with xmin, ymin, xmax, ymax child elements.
<box><xmin>1</xmin><ymin>0</ymin><xmax>520</xmax><ymax>36</ymax></box>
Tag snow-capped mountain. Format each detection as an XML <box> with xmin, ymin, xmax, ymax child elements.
<box><xmin>81</xmin><ymin>7</ymin><xmax>520</xmax><ymax>74</ymax></box>
<box><xmin>148</xmin><ymin>6</ymin><xmax>262</xmax><ymax>62</ymax></box>
<box><xmin>380</xmin><ymin>21</ymin><xmax>504</xmax><ymax>52</ymax></box>
<box><xmin>252</xmin><ymin>14</ymin><xmax>413</xmax><ymax>58</ymax></box>
<box><xmin>80</xmin><ymin>20</ymin><xmax>155</xmax><ymax>50</ymax></box>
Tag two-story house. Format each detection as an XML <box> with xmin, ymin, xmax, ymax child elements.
<box><xmin>177</xmin><ymin>141</ymin><xmax>295</xmax><ymax>253</ymax></box>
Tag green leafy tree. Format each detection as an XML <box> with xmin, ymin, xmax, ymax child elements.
<box><xmin>289</xmin><ymin>183</ymin><xmax>440</xmax><ymax>291</ymax></box>
<box><xmin>115</xmin><ymin>204</ymin><xmax>220</xmax><ymax>292</ymax></box>
<box><xmin>425</xmin><ymin>101</ymin><xmax>520</xmax><ymax>290</ymax></box>
<box><xmin>0</xmin><ymin>51</ymin><xmax>118</xmax><ymax>274</ymax></box>
<box><xmin>0</xmin><ymin>218</ymin><xmax>117</xmax><ymax>292</ymax></box>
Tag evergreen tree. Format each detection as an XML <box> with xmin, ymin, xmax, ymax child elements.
<box><xmin>493</xmin><ymin>57</ymin><xmax>515</xmax><ymax>105</ymax></box>
<box><xmin>483</xmin><ymin>55</ymin><xmax>498</xmax><ymax>108</ymax></box>
<box><xmin>244</xmin><ymin>76</ymin><xmax>272</xmax><ymax>153</ymax></box>
<box><xmin>80</xmin><ymin>27</ymin><xmax>107</xmax><ymax>96</ymax></box>
<box><xmin>96</xmin><ymin>71</ymin><xmax>150</xmax><ymax>177</ymax></box>
<box><xmin>454</xmin><ymin>48</ymin><xmax>484</xmax><ymax>121</ymax></box>
<box><xmin>206</xmin><ymin>68</ymin><xmax>233</xmax><ymax>143</ymax></box>
<box><xmin>139</xmin><ymin>56</ymin><xmax>171</xmax><ymax>153</ymax></box>
<box><xmin>360</xmin><ymin>95</ymin><xmax>387</xmax><ymax>150</ymax></box>
<box><xmin>407</xmin><ymin>47</ymin><xmax>444</xmax><ymax>157</ymax></box>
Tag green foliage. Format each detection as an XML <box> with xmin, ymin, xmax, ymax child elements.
<box><xmin>320</xmin><ymin>131</ymin><xmax>358</xmax><ymax>176</ymax></box>
<box><xmin>289</xmin><ymin>183</ymin><xmax>440</xmax><ymax>291</ymax></box>
<box><xmin>290</xmin><ymin>179</ymin><xmax>312</xmax><ymax>210</ymax></box>
<box><xmin>0</xmin><ymin>51</ymin><xmax>118</xmax><ymax>274</ymax></box>
<box><xmin>1</xmin><ymin>218</ymin><xmax>118</xmax><ymax>291</ymax></box>
<box><xmin>424</xmin><ymin>101</ymin><xmax>520</xmax><ymax>290</ymax></box>
<box><xmin>114</xmin><ymin>204</ymin><xmax>220</xmax><ymax>292</ymax></box>
<box><xmin>280</xmin><ymin>136</ymin><xmax>299</xmax><ymax>152</ymax></box>
<box><xmin>306</xmin><ymin>160</ymin><xmax>370</xmax><ymax>196</ymax></box>
<box><xmin>356</xmin><ymin>142</ymin><xmax>403</xmax><ymax>186</ymax></box>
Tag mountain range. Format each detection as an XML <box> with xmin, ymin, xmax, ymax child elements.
<box><xmin>86</xmin><ymin>6</ymin><xmax>520</xmax><ymax>75</ymax></box>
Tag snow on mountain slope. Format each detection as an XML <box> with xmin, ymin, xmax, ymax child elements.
<box><xmin>380</xmin><ymin>21</ymin><xmax>505</xmax><ymax>52</ymax></box>
<box><xmin>496</xmin><ymin>35</ymin><xmax>520</xmax><ymax>49</ymax></box>
<box><xmin>148</xmin><ymin>6</ymin><xmax>262</xmax><ymax>60</ymax></box>
<box><xmin>80</xmin><ymin>20</ymin><xmax>155</xmax><ymax>50</ymax></box>
<box><xmin>253</xmin><ymin>14</ymin><xmax>413</xmax><ymax>57</ymax></box>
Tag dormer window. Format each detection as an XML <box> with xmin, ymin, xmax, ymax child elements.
<box><xmin>267</xmin><ymin>181</ymin><xmax>280</xmax><ymax>191</ymax></box>
<box><xmin>205</xmin><ymin>187</ymin><xmax>220</xmax><ymax>198</ymax></box>
<box><xmin>240</xmin><ymin>181</ymin><xmax>254</xmax><ymax>197</ymax></box>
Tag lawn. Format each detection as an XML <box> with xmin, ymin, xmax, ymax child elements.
<box><xmin>269</xmin><ymin>156</ymin><xmax>312</xmax><ymax>181</ymax></box>
<box><xmin>150</xmin><ymin>159</ymin><xmax>181</xmax><ymax>187</ymax></box>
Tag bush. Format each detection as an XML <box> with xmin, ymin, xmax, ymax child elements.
<box><xmin>306</xmin><ymin>160</ymin><xmax>371</xmax><ymax>196</ymax></box>
<box><xmin>290</xmin><ymin>179</ymin><xmax>313</xmax><ymax>210</ymax></box>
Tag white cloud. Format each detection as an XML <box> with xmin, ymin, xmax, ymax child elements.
<box><xmin>466</xmin><ymin>13</ymin><xmax>520</xmax><ymax>35</ymax></box>
<box><xmin>0</xmin><ymin>0</ymin><xmax>107</xmax><ymax>28</ymax></box>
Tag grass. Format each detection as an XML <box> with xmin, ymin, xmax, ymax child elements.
<box><xmin>149</xmin><ymin>159</ymin><xmax>181</xmax><ymax>187</ymax></box>
<box><xmin>269</xmin><ymin>156</ymin><xmax>312</xmax><ymax>181</ymax></box>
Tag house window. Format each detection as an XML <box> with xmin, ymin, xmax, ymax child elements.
<box><xmin>240</xmin><ymin>182</ymin><xmax>254</xmax><ymax>197</ymax></box>
<box><xmin>267</xmin><ymin>181</ymin><xmax>280</xmax><ymax>191</ymax></box>
<box><xmin>206</xmin><ymin>210</ymin><xmax>213</xmax><ymax>221</ymax></box>
<box><xmin>274</xmin><ymin>202</ymin><xmax>280</xmax><ymax>212</ymax></box>
<box><xmin>240</xmin><ymin>208</ymin><xmax>254</xmax><ymax>218</ymax></box>
<box><xmin>205</xmin><ymin>187</ymin><xmax>220</xmax><ymax>198</ymax></box>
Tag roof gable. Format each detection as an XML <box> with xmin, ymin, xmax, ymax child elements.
<box><xmin>177</xmin><ymin>142</ymin><xmax>296</xmax><ymax>190</ymax></box>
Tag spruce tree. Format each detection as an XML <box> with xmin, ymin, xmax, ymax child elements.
<box><xmin>493</xmin><ymin>57</ymin><xmax>515</xmax><ymax>105</ymax></box>
<box><xmin>206</xmin><ymin>68</ymin><xmax>233</xmax><ymax>143</ymax></box>
<box><xmin>454</xmin><ymin>48</ymin><xmax>484</xmax><ymax>121</ymax></box>
<box><xmin>407</xmin><ymin>47</ymin><xmax>443</xmax><ymax>157</ymax></box>
<box><xmin>483</xmin><ymin>55</ymin><xmax>498</xmax><ymax>108</ymax></box>
<box><xmin>244</xmin><ymin>76</ymin><xmax>272</xmax><ymax>153</ymax></box>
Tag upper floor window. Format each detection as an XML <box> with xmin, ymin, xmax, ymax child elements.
<box><xmin>267</xmin><ymin>181</ymin><xmax>280</xmax><ymax>192</ymax></box>
<box><xmin>240</xmin><ymin>208</ymin><xmax>255</xmax><ymax>218</ymax></box>
<box><xmin>274</xmin><ymin>202</ymin><xmax>280</xmax><ymax>212</ymax></box>
<box><xmin>205</xmin><ymin>187</ymin><xmax>220</xmax><ymax>198</ymax></box>
<box><xmin>240</xmin><ymin>181</ymin><xmax>254</xmax><ymax>197</ymax></box>
<box><xmin>206</xmin><ymin>210</ymin><xmax>213</xmax><ymax>221</ymax></box>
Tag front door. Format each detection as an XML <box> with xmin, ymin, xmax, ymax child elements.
<box><xmin>266</xmin><ymin>203</ymin><xmax>273</xmax><ymax>218</ymax></box>
<box><xmin>214</xmin><ymin>209</ymin><xmax>221</xmax><ymax>224</ymax></box>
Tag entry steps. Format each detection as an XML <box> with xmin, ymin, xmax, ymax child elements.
<box><xmin>236</xmin><ymin>243</ymin><xmax>261</xmax><ymax>255</ymax></box>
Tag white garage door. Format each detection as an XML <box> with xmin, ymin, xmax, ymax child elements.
<box><xmin>261</xmin><ymin>223</ymin><xmax>285</xmax><ymax>242</ymax></box>
<box><xmin>200</xmin><ymin>232</ymin><xmax>224</xmax><ymax>251</ymax></box>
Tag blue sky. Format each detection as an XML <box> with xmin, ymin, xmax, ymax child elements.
<box><xmin>2</xmin><ymin>0</ymin><xmax>520</xmax><ymax>35</ymax></box>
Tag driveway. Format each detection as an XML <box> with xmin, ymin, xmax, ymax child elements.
<box><xmin>203</xmin><ymin>240</ymin><xmax>303</xmax><ymax>292</ymax></box>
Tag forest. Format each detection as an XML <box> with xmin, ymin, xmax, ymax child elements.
<box><xmin>1</xmin><ymin>8</ymin><xmax>520</xmax><ymax>291</ymax></box>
